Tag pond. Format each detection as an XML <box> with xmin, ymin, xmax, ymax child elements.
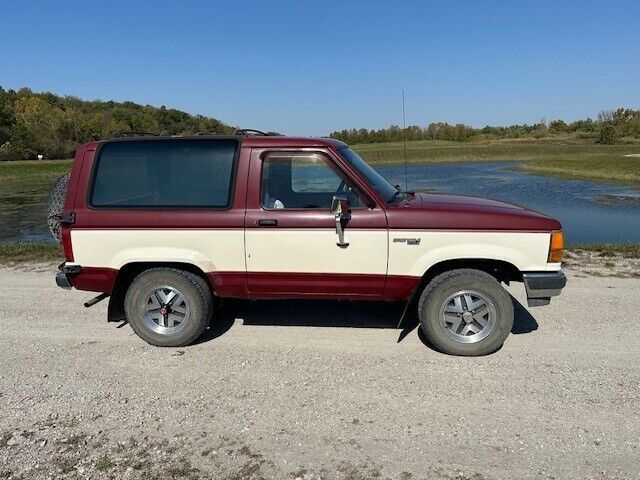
<box><xmin>377</xmin><ymin>162</ymin><xmax>640</xmax><ymax>244</ymax></box>
<box><xmin>1</xmin><ymin>161</ymin><xmax>638</xmax><ymax>244</ymax></box>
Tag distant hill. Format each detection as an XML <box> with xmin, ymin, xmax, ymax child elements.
<box><xmin>0</xmin><ymin>86</ymin><xmax>235</xmax><ymax>160</ymax></box>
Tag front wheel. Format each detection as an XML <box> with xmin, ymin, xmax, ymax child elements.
<box><xmin>418</xmin><ymin>269</ymin><xmax>514</xmax><ymax>356</ymax></box>
<box><xmin>124</xmin><ymin>268</ymin><xmax>213</xmax><ymax>347</ymax></box>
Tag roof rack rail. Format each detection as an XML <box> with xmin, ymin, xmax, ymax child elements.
<box><xmin>112</xmin><ymin>131</ymin><xmax>159</xmax><ymax>138</ymax></box>
<box><xmin>234</xmin><ymin>129</ymin><xmax>270</xmax><ymax>136</ymax></box>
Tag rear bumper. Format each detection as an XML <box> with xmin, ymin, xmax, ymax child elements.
<box><xmin>55</xmin><ymin>263</ymin><xmax>81</xmax><ymax>289</ymax></box>
<box><xmin>522</xmin><ymin>271</ymin><xmax>566</xmax><ymax>307</ymax></box>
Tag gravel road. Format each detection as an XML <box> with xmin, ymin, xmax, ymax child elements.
<box><xmin>1</xmin><ymin>266</ymin><xmax>639</xmax><ymax>479</ymax></box>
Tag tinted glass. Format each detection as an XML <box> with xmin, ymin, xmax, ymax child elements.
<box><xmin>91</xmin><ymin>139</ymin><xmax>237</xmax><ymax>208</ymax></box>
<box><xmin>261</xmin><ymin>153</ymin><xmax>364</xmax><ymax>209</ymax></box>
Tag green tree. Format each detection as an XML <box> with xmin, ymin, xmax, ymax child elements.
<box><xmin>548</xmin><ymin>119</ymin><xmax>568</xmax><ymax>134</ymax></box>
<box><xmin>0</xmin><ymin>84</ymin><xmax>235</xmax><ymax>160</ymax></box>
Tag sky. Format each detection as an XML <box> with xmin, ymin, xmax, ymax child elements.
<box><xmin>1</xmin><ymin>0</ymin><xmax>639</xmax><ymax>136</ymax></box>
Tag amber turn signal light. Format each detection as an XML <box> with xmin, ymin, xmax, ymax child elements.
<box><xmin>548</xmin><ymin>230</ymin><xmax>564</xmax><ymax>263</ymax></box>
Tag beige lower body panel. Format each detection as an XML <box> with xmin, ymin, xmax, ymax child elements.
<box><xmin>245</xmin><ymin>229</ymin><xmax>388</xmax><ymax>274</ymax></box>
<box><xmin>70</xmin><ymin>229</ymin><xmax>558</xmax><ymax>277</ymax></box>
<box><xmin>389</xmin><ymin>230</ymin><xmax>557</xmax><ymax>276</ymax></box>
<box><xmin>70</xmin><ymin>229</ymin><xmax>246</xmax><ymax>273</ymax></box>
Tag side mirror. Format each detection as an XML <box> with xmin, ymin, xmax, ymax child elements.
<box><xmin>331</xmin><ymin>195</ymin><xmax>351</xmax><ymax>218</ymax></box>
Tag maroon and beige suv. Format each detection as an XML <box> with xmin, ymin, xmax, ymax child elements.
<box><xmin>52</xmin><ymin>132</ymin><xmax>566</xmax><ymax>356</ymax></box>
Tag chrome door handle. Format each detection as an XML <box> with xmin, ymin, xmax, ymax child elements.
<box><xmin>258</xmin><ymin>219</ymin><xmax>277</xmax><ymax>226</ymax></box>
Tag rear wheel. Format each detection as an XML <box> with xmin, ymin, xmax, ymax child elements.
<box><xmin>124</xmin><ymin>268</ymin><xmax>213</xmax><ymax>347</ymax></box>
<box><xmin>418</xmin><ymin>269</ymin><xmax>514</xmax><ymax>356</ymax></box>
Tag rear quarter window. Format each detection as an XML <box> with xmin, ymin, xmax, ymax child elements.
<box><xmin>90</xmin><ymin>139</ymin><xmax>238</xmax><ymax>208</ymax></box>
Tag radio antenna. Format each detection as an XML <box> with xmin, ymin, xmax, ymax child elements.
<box><xmin>402</xmin><ymin>89</ymin><xmax>408</xmax><ymax>191</ymax></box>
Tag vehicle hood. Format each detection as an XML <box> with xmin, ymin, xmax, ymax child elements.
<box><xmin>388</xmin><ymin>192</ymin><xmax>561</xmax><ymax>231</ymax></box>
<box><xmin>407</xmin><ymin>192</ymin><xmax>527</xmax><ymax>211</ymax></box>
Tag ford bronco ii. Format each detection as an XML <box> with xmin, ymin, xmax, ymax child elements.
<box><xmin>51</xmin><ymin>131</ymin><xmax>566</xmax><ymax>356</ymax></box>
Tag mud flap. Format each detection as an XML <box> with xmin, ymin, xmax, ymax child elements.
<box><xmin>107</xmin><ymin>283</ymin><xmax>127</xmax><ymax>324</ymax></box>
<box><xmin>396</xmin><ymin>284</ymin><xmax>422</xmax><ymax>343</ymax></box>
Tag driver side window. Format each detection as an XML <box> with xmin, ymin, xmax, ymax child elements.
<box><xmin>261</xmin><ymin>152</ymin><xmax>365</xmax><ymax>210</ymax></box>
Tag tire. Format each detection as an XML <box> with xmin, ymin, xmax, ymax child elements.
<box><xmin>47</xmin><ymin>173</ymin><xmax>70</xmax><ymax>244</ymax></box>
<box><xmin>418</xmin><ymin>269</ymin><xmax>514</xmax><ymax>356</ymax></box>
<box><xmin>124</xmin><ymin>268</ymin><xmax>213</xmax><ymax>347</ymax></box>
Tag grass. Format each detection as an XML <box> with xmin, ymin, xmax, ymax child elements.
<box><xmin>516</xmin><ymin>154</ymin><xmax>640</xmax><ymax>186</ymax></box>
<box><xmin>0</xmin><ymin>243</ymin><xmax>63</xmax><ymax>264</ymax></box>
<box><xmin>569</xmin><ymin>243</ymin><xmax>640</xmax><ymax>258</ymax></box>
<box><xmin>0</xmin><ymin>159</ymin><xmax>72</xmax><ymax>212</ymax></box>
<box><xmin>0</xmin><ymin>160</ymin><xmax>72</xmax><ymax>245</ymax></box>
<box><xmin>95</xmin><ymin>457</ymin><xmax>115</xmax><ymax>472</ymax></box>
<box><xmin>56</xmin><ymin>458</ymin><xmax>76</xmax><ymax>474</ymax></box>
<box><xmin>0</xmin><ymin>159</ymin><xmax>72</xmax><ymax>180</ymax></box>
<box><xmin>352</xmin><ymin>139</ymin><xmax>640</xmax><ymax>186</ymax></box>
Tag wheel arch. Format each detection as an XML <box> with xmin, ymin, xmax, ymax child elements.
<box><xmin>401</xmin><ymin>257</ymin><xmax>521</xmax><ymax>313</ymax></box>
<box><xmin>107</xmin><ymin>261</ymin><xmax>215</xmax><ymax>323</ymax></box>
<box><xmin>422</xmin><ymin>258</ymin><xmax>522</xmax><ymax>286</ymax></box>
<box><xmin>402</xmin><ymin>240</ymin><xmax>546</xmax><ymax>279</ymax></box>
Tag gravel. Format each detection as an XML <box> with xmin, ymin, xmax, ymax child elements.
<box><xmin>1</xmin><ymin>266</ymin><xmax>639</xmax><ymax>479</ymax></box>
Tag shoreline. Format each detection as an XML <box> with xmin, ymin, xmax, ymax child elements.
<box><xmin>515</xmin><ymin>162</ymin><xmax>640</xmax><ymax>187</ymax></box>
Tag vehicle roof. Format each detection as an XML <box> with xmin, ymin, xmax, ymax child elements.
<box><xmin>98</xmin><ymin>135</ymin><xmax>348</xmax><ymax>149</ymax></box>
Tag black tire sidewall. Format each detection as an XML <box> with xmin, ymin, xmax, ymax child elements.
<box><xmin>418</xmin><ymin>269</ymin><xmax>514</xmax><ymax>356</ymax></box>
<box><xmin>124</xmin><ymin>269</ymin><xmax>212</xmax><ymax>347</ymax></box>
<box><xmin>47</xmin><ymin>173</ymin><xmax>70</xmax><ymax>244</ymax></box>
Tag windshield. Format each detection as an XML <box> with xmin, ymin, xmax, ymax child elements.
<box><xmin>338</xmin><ymin>148</ymin><xmax>400</xmax><ymax>204</ymax></box>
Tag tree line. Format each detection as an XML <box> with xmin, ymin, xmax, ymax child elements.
<box><xmin>0</xmin><ymin>86</ymin><xmax>234</xmax><ymax>161</ymax></box>
<box><xmin>2</xmin><ymin>85</ymin><xmax>639</xmax><ymax>160</ymax></box>
<box><xmin>329</xmin><ymin>109</ymin><xmax>640</xmax><ymax>145</ymax></box>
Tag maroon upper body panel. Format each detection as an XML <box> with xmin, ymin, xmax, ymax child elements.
<box><xmin>385</xmin><ymin>192</ymin><xmax>561</xmax><ymax>231</ymax></box>
<box><xmin>244</xmin><ymin>146</ymin><xmax>387</xmax><ymax>230</ymax></box>
<box><xmin>66</xmin><ymin>136</ymin><xmax>561</xmax><ymax>233</ymax></box>
<box><xmin>68</xmin><ymin>138</ymin><xmax>249</xmax><ymax>230</ymax></box>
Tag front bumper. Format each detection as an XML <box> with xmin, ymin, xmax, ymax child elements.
<box><xmin>55</xmin><ymin>262</ymin><xmax>81</xmax><ymax>289</ymax></box>
<box><xmin>522</xmin><ymin>271</ymin><xmax>566</xmax><ymax>307</ymax></box>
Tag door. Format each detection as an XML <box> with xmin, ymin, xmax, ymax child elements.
<box><xmin>244</xmin><ymin>148</ymin><xmax>388</xmax><ymax>298</ymax></box>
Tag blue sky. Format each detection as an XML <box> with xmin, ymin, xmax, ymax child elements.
<box><xmin>1</xmin><ymin>1</ymin><xmax>638</xmax><ymax>135</ymax></box>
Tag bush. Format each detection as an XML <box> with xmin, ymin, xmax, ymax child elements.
<box><xmin>597</xmin><ymin>124</ymin><xmax>617</xmax><ymax>144</ymax></box>
<box><xmin>575</xmin><ymin>131</ymin><xmax>598</xmax><ymax>140</ymax></box>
